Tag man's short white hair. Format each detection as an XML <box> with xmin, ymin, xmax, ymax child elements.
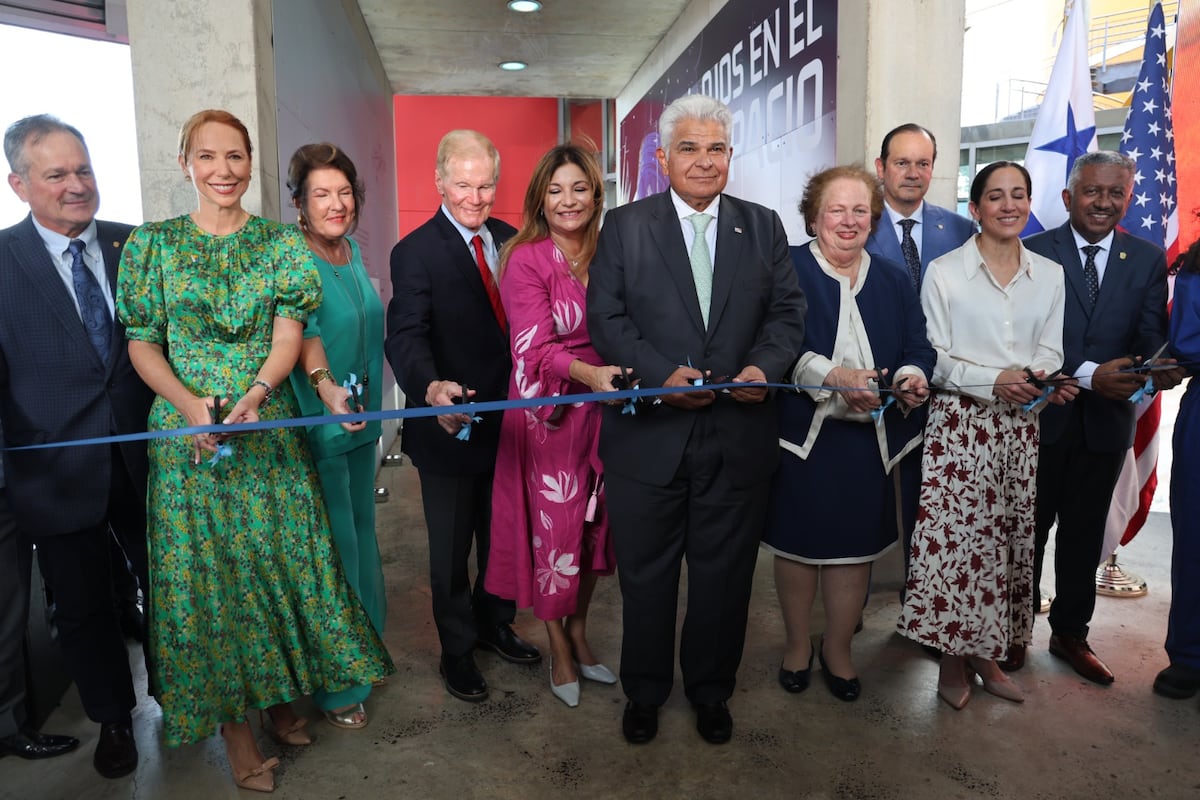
<box><xmin>657</xmin><ymin>95</ymin><xmax>732</xmax><ymax>152</ymax></box>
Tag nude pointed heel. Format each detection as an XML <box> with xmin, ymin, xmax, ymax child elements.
<box><xmin>220</xmin><ymin>724</ymin><xmax>280</xmax><ymax>793</ymax></box>
<box><xmin>258</xmin><ymin>709</ymin><xmax>312</xmax><ymax>746</ymax></box>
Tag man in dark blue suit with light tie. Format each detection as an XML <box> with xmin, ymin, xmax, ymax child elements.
<box><xmin>0</xmin><ymin>115</ymin><xmax>153</xmax><ymax>778</ymax></box>
<box><xmin>866</xmin><ymin>124</ymin><xmax>975</xmax><ymax>290</ymax></box>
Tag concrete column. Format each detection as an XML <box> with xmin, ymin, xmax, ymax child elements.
<box><xmin>859</xmin><ymin>0</ymin><xmax>966</xmax><ymax>208</ymax></box>
<box><xmin>125</xmin><ymin>0</ymin><xmax>279</xmax><ymax>222</ymax></box>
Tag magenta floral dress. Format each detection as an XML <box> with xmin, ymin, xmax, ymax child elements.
<box><xmin>486</xmin><ymin>237</ymin><xmax>615</xmax><ymax>620</ymax></box>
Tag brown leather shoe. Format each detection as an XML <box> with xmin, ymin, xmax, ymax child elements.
<box><xmin>1049</xmin><ymin>634</ymin><xmax>1114</xmax><ymax>685</ymax></box>
<box><xmin>998</xmin><ymin>644</ymin><xmax>1026</xmax><ymax>673</ymax></box>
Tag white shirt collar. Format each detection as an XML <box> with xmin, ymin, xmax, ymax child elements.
<box><xmin>31</xmin><ymin>216</ymin><xmax>98</xmax><ymax>257</ymax></box>
<box><xmin>883</xmin><ymin>199</ymin><xmax>925</xmax><ymax>226</ymax></box>
<box><xmin>668</xmin><ymin>189</ymin><xmax>721</xmax><ymax>223</ymax></box>
<box><xmin>1068</xmin><ymin>226</ymin><xmax>1115</xmax><ymax>254</ymax></box>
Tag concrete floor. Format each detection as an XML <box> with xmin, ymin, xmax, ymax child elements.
<box><xmin>3</xmin><ymin>450</ymin><xmax>1199</xmax><ymax>800</ymax></box>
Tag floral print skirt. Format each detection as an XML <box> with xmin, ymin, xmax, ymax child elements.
<box><xmin>897</xmin><ymin>394</ymin><xmax>1039</xmax><ymax>659</ymax></box>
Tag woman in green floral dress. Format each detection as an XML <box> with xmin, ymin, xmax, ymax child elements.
<box><xmin>117</xmin><ymin>109</ymin><xmax>392</xmax><ymax>793</ymax></box>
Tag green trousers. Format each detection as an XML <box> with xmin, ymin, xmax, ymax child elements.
<box><xmin>313</xmin><ymin>441</ymin><xmax>387</xmax><ymax>711</ymax></box>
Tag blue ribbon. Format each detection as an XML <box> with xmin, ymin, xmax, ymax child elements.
<box><xmin>1021</xmin><ymin>386</ymin><xmax>1055</xmax><ymax>414</ymax></box>
<box><xmin>454</xmin><ymin>414</ymin><xmax>483</xmax><ymax>441</ymax></box>
<box><xmin>207</xmin><ymin>442</ymin><xmax>233</xmax><ymax>467</ymax></box>
<box><xmin>870</xmin><ymin>395</ymin><xmax>896</xmax><ymax>425</ymax></box>
<box><xmin>1128</xmin><ymin>376</ymin><xmax>1158</xmax><ymax>405</ymax></box>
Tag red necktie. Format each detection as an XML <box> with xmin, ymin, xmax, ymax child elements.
<box><xmin>471</xmin><ymin>234</ymin><xmax>506</xmax><ymax>329</ymax></box>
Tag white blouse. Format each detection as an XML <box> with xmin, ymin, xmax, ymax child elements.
<box><xmin>920</xmin><ymin>235</ymin><xmax>1065</xmax><ymax>403</ymax></box>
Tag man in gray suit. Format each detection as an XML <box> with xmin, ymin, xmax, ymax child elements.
<box><xmin>866</xmin><ymin>123</ymin><xmax>975</xmax><ymax>289</ymax></box>
<box><xmin>0</xmin><ymin>115</ymin><xmax>153</xmax><ymax>778</ymax></box>
<box><xmin>588</xmin><ymin>94</ymin><xmax>806</xmax><ymax>745</ymax></box>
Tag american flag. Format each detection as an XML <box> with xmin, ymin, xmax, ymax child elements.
<box><xmin>1103</xmin><ymin>0</ymin><xmax>1177</xmax><ymax>556</ymax></box>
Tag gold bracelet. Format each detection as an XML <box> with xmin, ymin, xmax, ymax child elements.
<box><xmin>308</xmin><ymin>367</ymin><xmax>335</xmax><ymax>389</ymax></box>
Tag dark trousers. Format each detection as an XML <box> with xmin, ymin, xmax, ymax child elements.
<box><xmin>606</xmin><ymin>415</ymin><xmax>768</xmax><ymax>707</ymax></box>
<box><xmin>0</xmin><ymin>489</ymin><xmax>32</xmax><ymax>738</ymax></box>
<box><xmin>1034</xmin><ymin>416</ymin><xmax>1125</xmax><ymax>639</ymax></box>
<box><xmin>31</xmin><ymin>447</ymin><xmax>148</xmax><ymax>725</ymax></box>
<box><xmin>1167</xmin><ymin>390</ymin><xmax>1200</xmax><ymax>669</ymax></box>
<box><xmin>417</xmin><ymin>469</ymin><xmax>515</xmax><ymax>656</ymax></box>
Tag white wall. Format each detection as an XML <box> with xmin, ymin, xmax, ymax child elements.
<box><xmin>272</xmin><ymin>0</ymin><xmax>401</xmax><ymax>451</ymax></box>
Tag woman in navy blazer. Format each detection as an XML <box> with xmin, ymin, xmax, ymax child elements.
<box><xmin>763</xmin><ymin>166</ymin><xmax>933</xmax><ymax>702</ymax></box>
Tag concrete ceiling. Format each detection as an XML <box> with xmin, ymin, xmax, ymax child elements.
<box><xmin>357</xmin><ymin>0</ymin><xmax>691</xmax><ymax>98</ymax></box>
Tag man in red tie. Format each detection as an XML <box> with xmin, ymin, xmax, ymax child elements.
<box><xmin>386</xmin><ymin>130</ymin><xmax>540</xmax><ymax>703</ymax></box>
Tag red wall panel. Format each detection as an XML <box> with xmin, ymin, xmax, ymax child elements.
<box><xmin>393</xmin><ymin>95</ymin><xmax>560</xmax><ymax>236</ymax></box>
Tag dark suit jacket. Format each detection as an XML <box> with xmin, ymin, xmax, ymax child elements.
<box><xmin>385</xmin><ymin>209</ymin><xmax>517</xmax><ymax>475</ymax></box>
<box><xmin>587</xmin><ymin>191</ymin><xmax>807</xmax><ymax>488</ymax></box>
<box><xmin>1024</xmin><ymin>222</ymin><xmax>1168</xmax><ymax>452</ymax></box>
<box><xmin>865</xmin><ymin>201</ymin><xmax>975</xmax><ymax>284</ymax></box>
<box><xmin>0</xmin><ymin>215</ymin><xmax>153</xmax><ymax>535</ymax></box>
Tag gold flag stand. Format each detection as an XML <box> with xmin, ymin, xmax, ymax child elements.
<box><xmin>1095</xmin><ymin>553</ymin><xmax>1148</xmax><ymax>598</ymax></box>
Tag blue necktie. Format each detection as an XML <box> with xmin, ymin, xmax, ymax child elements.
<box><xmin>898</xmin><ymin>218</ymin><xmax>921</xmax><ymax>289</ymax></box>
<box><xmin>68</xmin><ymin>239</ymin><xmax>112</xmax><ymax>361</ymax></box>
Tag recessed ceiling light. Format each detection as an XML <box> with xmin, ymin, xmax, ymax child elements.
<box><xmin>499</xmin><ymin>60</ymin><xmax>528</xmax><ymax>71</ymax></box>
<box><xmin>507</xmin><ymin>1</ymin><xmax>543</xmax><ymax>11</ymax></box>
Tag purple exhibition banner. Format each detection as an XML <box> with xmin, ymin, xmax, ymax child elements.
<box><xmin>619</xmin><ymin>0</ymin><xmax>837</xmax><ymax>244</ymax></box>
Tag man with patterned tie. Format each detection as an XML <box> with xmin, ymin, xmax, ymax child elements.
<box><xmin>385</xmin><ymin>130</ymin><xmax>540</xmax><ymax>704</ymax></box>
<box><xmin>587</xmin><ymin>95</ymin><xmax>806</xmax><ymax>745</ymax></box>
<box><xmin>0</xmin><ymin>115</ymin><xmax>153</xmax><ymax>778</ymax></box>
<box><xmin>866</xmin><ymin>123</ymin><xmax>975</xmax><ymax>289</ymax></box>
<box><xmin>1021</xmin><ymin>151</ymin><xmax>1184</xmax><ymax>683</ymax></box>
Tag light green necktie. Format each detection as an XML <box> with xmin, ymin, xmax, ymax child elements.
<box><xmin>688</xmin><ymin>213</ymin><xmax>713</xmax><ymax>327</ymax></box>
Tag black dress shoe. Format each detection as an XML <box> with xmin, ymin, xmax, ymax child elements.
<box><xmin>93</xmin><ymin>722</ymin><xmax>137</xmax><ymax>779</ymax></box>
<box><xmin>440</xmin><ymin>653</ymin><xmax>489</xmax><ymax>702</ymax></box>
<box><xmin>778</xmin><ymin>649</ymin><xmax>814</xmax><ymax>694</ymax></box>
<box><xmin>1048</xmin><ymin>633</ymin><xmax>1114</xmax><ymax>685</ymax></box>
<box><xmin>818</xmin><ymin>641</ymin><xmax>861</xmax><ymax>702</ymax></box>
<box><xmin>476</xmin><ymin>624</ymin><xmax>541</xmax><ymax>664</ymax></box>
<box><xmin>693</xmin><ymin>701</ymin><xmax>733</xmax><ymax>744</ymax></box>
<box><xmin>1153</xmin><ymin>663</ymin><xmax>1200</xmax><ymax>699</ymax></box>
<box><xmin>621</xmin><ymin>701</ymin><xmax>658</xmax><ymax>744</ymax></box>
<box><xmin>0</xmin><ymin>729</ymin><xmax>80</xmax><ymax>760</ymax></box>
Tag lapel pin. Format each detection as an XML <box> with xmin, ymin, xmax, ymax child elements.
<box><xmin>112</xmin><ymin>241</ymin><xmax>120</xmax><ymax>247</ymax></box>
<box><xmin>937</xmin><ymin>224</ymin><xmax>944</xmax><ymax>230</ymax></box>
<box><xmin>1120</xmin><ymin>252</ymin><xmax>1127</xmax><ymax>260</ymax></box>
<box><xmin>734</xmin><ymin>227</ymin><xmax>743</xmax><ymax>234</ymax></box>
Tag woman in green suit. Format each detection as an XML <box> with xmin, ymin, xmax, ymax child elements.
<box><xmin>287</xmin><ymin>143</ymin><xmax>387</xmax><ymax>729</ymax></box>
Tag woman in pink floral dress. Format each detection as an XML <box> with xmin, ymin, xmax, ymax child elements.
<box><xmin>486</xmin><ymin>144</ymin><xmax>622</xmax><ymax>707</ymax></box>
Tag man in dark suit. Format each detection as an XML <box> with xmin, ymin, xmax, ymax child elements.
<box><xmin>1020</xmin><ymin>151</ymin><xmax>1184</xmax><ymax>683</ymax></box>
<box><xmin>866</xmin><ymin>123</ymin><xmax>975</xmax><ymax>289</ymax></box>
<box><xmin>385</xmin><ymin>130</ymin><xmax>540</xmax><ymax>703</ymax></box>
<box><xmin>587</xmin><ymin>95</ymin><xmax>806</xmax><ymax>745</ymax></box>
<box><xmin>0</xmin><ymin>419</ymin><xmax>81</xmax><ymax>762</ymax></box>
<box><xmin>0</xmin><ymin>115</ymin><xmax>153</xmax><ymax>777</ymax></box>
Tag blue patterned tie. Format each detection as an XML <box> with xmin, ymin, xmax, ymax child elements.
<box><xmin>898</xmin><ymin>218</ymin><xmax>921</xmax><ymax>289</ymax></box>
<box><xmin>68</xmin><ymin>239</ymin><xmax>112</xmax><ymax>361</ymax></box>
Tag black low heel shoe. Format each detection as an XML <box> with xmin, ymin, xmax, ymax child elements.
<box><xmin>778</xmin><ymin>649</ymin><xmax>815</xmax><ymax>694</ymax></box>
<box><xmin>818</xmin><ymin>641</ymin><xmax>861</xmax><ymax>702</ymax></box>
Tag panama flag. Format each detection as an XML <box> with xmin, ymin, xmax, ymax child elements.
<box><xmin>1102</xmin><ymin>0</ymin><xmax>1178</xmax><ymax>558</ymax></box>
<box><xmin>1022</xmin><ymin>0</ymin><xmax>1097</xmax><ymax>235</ymax></box>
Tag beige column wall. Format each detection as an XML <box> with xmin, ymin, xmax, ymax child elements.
<box><xmin>125</xmin><ymin>0</ymin><xmax>279</xmax><ymax>222</ymax></box>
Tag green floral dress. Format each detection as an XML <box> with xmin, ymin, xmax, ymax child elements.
<box><xmin>117</xmin><ymin>215</ymin><xmax>393</xmax><ymax>747</ymax></box>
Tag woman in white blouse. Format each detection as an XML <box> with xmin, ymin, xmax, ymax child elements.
<box><xmin>897</xmin><ymin>161</ymin><xmax>1077</xmax><ymax>710</ymax></box>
